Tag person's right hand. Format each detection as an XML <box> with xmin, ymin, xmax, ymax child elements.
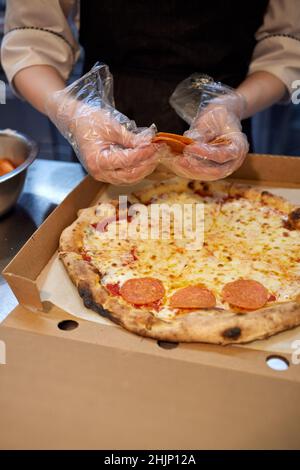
<box><xmin>46</xmin><ymin>64</ymin><xmax>161</xmax><ymax>185</ymax></box>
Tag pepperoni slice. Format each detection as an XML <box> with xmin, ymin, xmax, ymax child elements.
<box><xmin>152</xmin><ymin>132</ymin><xmax>194</xmax><ymax>154</ymax></box>
<box><xmin>222</xmin><ymin>279</ymin><xmax>268</xmax><ymax>310</ymax></box>
<box><xmin>169</xmin><ymin>285</ymin><xmax>216</xmax><ymax>309</ymax></box>
<box><xmin>120</xmin><ymin>278</ymin><xmax>165</xmax><ymax>305</ymax></box>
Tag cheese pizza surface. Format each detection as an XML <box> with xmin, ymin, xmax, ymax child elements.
<box><xmin>81</xmin><ymin>180</ymin><xmax>300</xmax><ymax>318</ymax></box>
<box><xmin>59</xmin><ymin>179</ymin><xmax>300</xmax><ymax>344</ymax></box>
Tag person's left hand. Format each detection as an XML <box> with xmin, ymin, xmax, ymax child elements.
<box><xmin>164</xmin><ymin>92</ymin><xmax>249</xmax><ymax>180</ymax></box>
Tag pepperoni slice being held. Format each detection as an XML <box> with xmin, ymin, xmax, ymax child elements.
<box><xmin>170</xmin><ymin>285</ymin><xmax>216</xmax><ymax>309</ymax></box>
<box><xmin>120</xmin><ymin>277</ymin><xmax>165</xmax><ymax>305</ymax></box>
<box><xmin>152</xmin><ymin>132</ymin><xmax>194</xmax><ymax>154</ymax></box>
<box><xmin>222</xmin><ymin>279</ymin><xmax>268</xmax><ymax>310</ymax></box>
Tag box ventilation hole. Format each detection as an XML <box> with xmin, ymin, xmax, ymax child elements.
<box><xmin>57</xmin><ymin>320</ymin><xmax>79</xmax><ymax>331</ymax></box>
<box><xmin>157</xmin><ymin>341</ymin><xmax>179</xmax><ymax>350</ymax></box>
<box><xmin>266</xmin><ymin>355</ymin><xmax>289</xmax><ymax>371</ymax></box>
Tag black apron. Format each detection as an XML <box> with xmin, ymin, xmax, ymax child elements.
<box><xmin>80</xmin><ymin>0</ymin><xmax>269</xmax><ymax>141</ymax></box>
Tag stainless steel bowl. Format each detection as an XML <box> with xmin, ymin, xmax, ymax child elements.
<box><xmin>0</xmin><ymin>129</ymin><xmax>38</xmax><ymax>216</ymax></box>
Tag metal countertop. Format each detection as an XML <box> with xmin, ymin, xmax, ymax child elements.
<box><xmin>0</xmin><ymin>159</ymin><xmax>86</xmax><ymax>322</ymax></box>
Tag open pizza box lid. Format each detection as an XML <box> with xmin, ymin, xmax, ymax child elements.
<box><xmin>2</xmin><ymin>154</ymin><xmax>300</xmax><ymax>381</ymax></box>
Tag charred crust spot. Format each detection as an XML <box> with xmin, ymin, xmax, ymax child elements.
<box><xmin>290</xmin><ymin>208</ymin><xmax>300</xmax><ymax>220</ymax></box>
<box><xmin>282</xmin><ymin>219</ymin><xmax>293</xmax><ymax>230</ymax></box>
<box><xmin>261</xmin><ymin>191</ymin><xmax>273</xmax><ymax>205</ymax></box>
<box><xmin>289</xmin><ymin>208</ymin><xmax>300</xmax><ymax>228</ymax></box>
<box><xmin>202</xmin><ymin>183</ymin><xmax>209</xmax><ymax>191</ymax></box>
<box><xmin>286</xmin><ymin>208</ymin><xmax>300</xmax><ymax>230</ymax></box>
<box><xmin>78</xmin><ymin>285</ymin><xmax>121</xmax><ymax>324</ymax></box>
<box><xmin>188</xmin><ymin>181</ymin><xmax>195</xmax><ymax>190</ymax></box>
<box><xmin>222</xmin><ymin>327</ymin><xmax>241</xmax><ymax>340</ymax></box>
<box><xmin>229</xmin><ymin>194</ymin><xmax>242</xmax><ymax>200</ymax></box>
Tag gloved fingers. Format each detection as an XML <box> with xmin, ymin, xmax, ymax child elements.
<box><xmin>164</xmin><ymin>149</ymin><xmax>246</xmax><ymax>181</ymax></box>
<box><xmin>81</xmin><ymin>107</ymin><xmax>155</xmax><ymax>149</ymax></box>
<box><xmin>79</xmin><ymin>139</ymin><xmax>159</xmax><ymax>173</ymax></box>
<box><xmin>186</xmin><ymin>106</ymin><xmax>242</xmax><ymax>142</ymax></box>
<box><xmin>183</xmin><ymin>130</ymin><xmax>249</xmax><ymax>164</ymax></box>
<box><xmin>64</xmin><ymin>101</ymin><xmax>158</xmax><ymax>172</ymax></box>
<box><xmin>87</xmin><ymin>155</ymin><xmax>159</xmax><ymax>185</ymax></box>
<box><xmin>161</xmin><ymin>129</ymin><xmax>249</xmax><ymax>181</ymax></box>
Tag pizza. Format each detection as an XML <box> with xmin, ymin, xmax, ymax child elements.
<box><xmin>59</xmin><ymin>178</ymin><xmax>300</xmax><ymax>345</ymax></box>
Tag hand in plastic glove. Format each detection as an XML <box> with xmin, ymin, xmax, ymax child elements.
<box><xmin>168</xmin><ymin>80</ymin><xmax>249</xmax><ymax>180</ymax></box>
<box><xmin>46</xmin><ymin>64</ymin><xmax>159</xmax><ymax>185</ymax></box>
<box><xmin>177</xmin><ymin>97</ymin><xmax>249</xmax><ymax>180</ymax></box>
<box><xmin>182</xmin><ymin>94</ymin><xmax>249</xmax><ymax>179</ymax></box>
<box><xmin>50</xmin><ymin>98</ymin><xmax>159</xmax><ymax>184</ymax></box>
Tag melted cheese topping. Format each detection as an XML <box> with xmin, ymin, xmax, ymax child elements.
<box><xmin>82</xmin><ymin>184</ymin><xmax>300</xmax><ymax>319</ymax></box>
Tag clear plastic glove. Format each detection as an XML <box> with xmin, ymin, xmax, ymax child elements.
<box><xmin>167</xmin><ymin>78</ymin><xmax>249</xmax><ymax>180</ymax></box>
<box><xmin>46</xmin><ymin>63</ymin><xmax>160</xmax><ymax>184</ymax></box>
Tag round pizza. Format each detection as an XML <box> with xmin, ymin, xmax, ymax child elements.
<box><xmin>59</xmin><ymin>178</ymin><xmax>300</xmax><ymax>345</ymax></box>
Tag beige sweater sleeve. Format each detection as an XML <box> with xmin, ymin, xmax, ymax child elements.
<box><xmin>0</xmin><ymin>0</ymin><xmax>80</xmax><ymax>87</ymax></box>
<box><xmin>2</xmin><ymin>0</ymin><xmax>299</xmax><ymax>98</ymax></box>
<box><xmin>249</xmin><ymin>0</ymin><xmax>300</xmax><ymax>96</ymax></box>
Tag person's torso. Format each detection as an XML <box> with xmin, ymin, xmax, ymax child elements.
<box><xmin>80</xmin><ymin>0</ymin><xmax>269</xmax><ymax>133</ymax></box>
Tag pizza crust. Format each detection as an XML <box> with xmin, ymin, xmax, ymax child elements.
<box><xmin>60</xmin><ymin>253</ymin><xmax>300</xmax><ymax>344</ymax></box>
<box><xmin>105</xmin><ymin>297</ymin><xmax>300</xmax><ymax>344</ymax></box>
<box><xmin>59</xmin><ymin>179</ymin><xmax>300</xmax><ymax>345</ymax></box>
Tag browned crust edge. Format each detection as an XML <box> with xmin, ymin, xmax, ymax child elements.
<box><xmin>60</xmin><ymin>252</ymin><xmax>300</xmax><ymax>344</ymax></box>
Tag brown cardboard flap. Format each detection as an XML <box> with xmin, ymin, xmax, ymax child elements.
<box><xmin>1</xmin><ymin>306</ymin><xmax>300</xmax><ymax>449</ymax></box>
<box><xmin>3</xmin><ymin>175</ymin><xmax>105</xmax><ymax>305</ymax></box>
<box><xmin>233</xmin><ymin>154</ymin><xmax>300</xmax><ymax>185</ymax></box>
<box><xmin>3</xmin><ymin>304</ymin><xmax>300</xmax><ymax>383</ymax></box>
<box><xmin>3</xmin><ymin>274</ymin><xmax>43</xmax><ymax>310</ymax></box>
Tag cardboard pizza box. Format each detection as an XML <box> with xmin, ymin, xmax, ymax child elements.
<box><xmin>1</xmin><ymin>153</ymin><xmax>300</xmax><ymax>449</ymax></box>
<box><xmin>1</xmin><ymin>303</ymin><xmax>300</xmax><ymax>450</ymax></box>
